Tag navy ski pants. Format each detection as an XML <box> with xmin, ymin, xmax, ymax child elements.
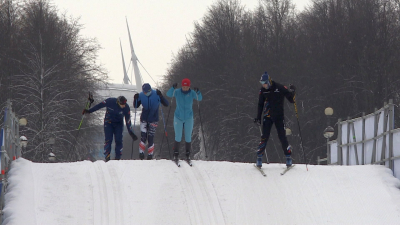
<box><xmin>104</xmin><ymin>122</ymin><xmax>123</xmax><ymax>159</ymax></box>
<box><xmin>257</xmin><ymin>117</ymin><xmax>291</xmax><ymax>156</ymax></box>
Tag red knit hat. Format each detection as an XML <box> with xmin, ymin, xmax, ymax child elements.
<box><xmin>182</xmin><ymin>78</ymin><xmax>191</xmax><ymax>87</ymax></box>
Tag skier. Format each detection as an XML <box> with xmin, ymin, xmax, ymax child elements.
<box><xmin>134</xmin><ymin>83</ymin><xmax>169</xmax><ymax>160</ymax></box>
<box><xmin>254</xmin><ymin>72</ymin><xmax>296</xmax><ymax>168</ymax></box>
<box><xmin>83</xmin><ymin>96</ymin><xmax>138</xmax><ymax>162</ymax></box>
<box><xmin>166</xmin><ymin>78</ymin><xmax>202</xmax><ymax>162</ymax></box>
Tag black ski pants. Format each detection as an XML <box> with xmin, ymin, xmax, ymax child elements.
<box><xmin>257</xmin><ymin>117</ymin><xmax>291</xmax><ymax>156</ymax></box>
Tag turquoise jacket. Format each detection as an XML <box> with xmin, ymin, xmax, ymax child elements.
<box><xmin>166</xmin><ymin>87</ymin><xmax>203</xmax><ymax>121</ymax></box>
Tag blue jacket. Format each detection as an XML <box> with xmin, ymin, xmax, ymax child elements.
<box><xmin>134</xmin><ymin>90</ymin><xmax>169</xmax><ymax>123</ymax></box>
<box><xmin>166</xmin><ymin>87</ymin><xmax>202</xmax><ymax>121</ymax></box>
<box><xmin>88</xmin><ymin>98</ymin><xmax>133</xmax><ymax>133</ymax></box>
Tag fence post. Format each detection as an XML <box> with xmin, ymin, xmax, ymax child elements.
<box><xmin>362</xmin><ymin>112</ymin><xmax>366</xmax><ymax>165</ymax></box>
<box><xmin>389</xmin><ymin>99</ymin><xmax>394</xmax><ymax>171</ymax></box>
<box><xmin>381</xmin><ymin>102</ymin><xmax>389</xmax><ymax>165</ymax></box>
<box><xmin>351</xmin><ymin>122</ymin><xmax>359</xmax><ymax>165</ymax></box>
<box><xmin>371</xmin><ymin>108</ymin><xmax>378</xmax><ymax>163</ymax></box>
<box><xmin>337</xmin><ymin>118</ymin><xmax>342</xmax><ymax>165</ymax></box>
<box><xmin>346</xmin><ymin>117</ymin><xmax>351</xmax><ymax>165</ymax></box>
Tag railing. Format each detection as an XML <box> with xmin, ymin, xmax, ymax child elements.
<box><xmin>325</xmin><ymin>99</ymin><xmax>400</xmax><ymax>179</ymax></box>
<box><xmin>0</xmin><ymin>99</ymin><xmax>22</xmax><ymax>222</ymax></box>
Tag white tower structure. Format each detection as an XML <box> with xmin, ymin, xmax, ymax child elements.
<box><xmin>123</xmin><ymin>18</ymin><xmax>143</xmax><ymax>89</ymax></box>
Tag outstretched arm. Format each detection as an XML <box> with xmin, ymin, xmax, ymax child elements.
<box><xmin>124</xmin><ymin>105</ymin><xmax>133</xmax><ymax>133</ymax></box>
<box><xmin>88</xmin><ymin>99</ymin><xmax>108</xmax><ymax>113</ymax></box>
<box><xmin>257</xmin><ymin>90</ymin><xmax>264</xmax><ymax>120</ymax></box>
<box><xmin>156</xmin><ymin>89</ymin><xmax>169</xmax><ymax>107</ymax></box>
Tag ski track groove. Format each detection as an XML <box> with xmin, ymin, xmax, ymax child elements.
<box><xmin>97</xmin><ymin>162</ymin><xmax>115</xmax><ymax>225</ymax></box>
<box><xmin>88</xmin><ymin>163</ymin><xmax>100</xmax><ymax>225</ymax></box>
<box><xmin>180</xmin><ymin>164</ymin><xmax>204</xmax><ymax>225</ymax></box>
<box><xmin>107</xmin><ymin>163</ymin><xmax>125</xmax><ymax>225</ymax></box>
<box><xmin>305</xmin><ymin>170</ymin><xmax>322</xmax><ymax>224</ymax></box>
<box><xmin>193</xmin><ymin>164</ymin><xmax>226</xmax><ymax>225</ymax></box>
<box><xmin>94</xmin><ymin>162</ymin><xmax>109</xmax><ymax>225</ymax></box>
<box><xmin>175</xmin><ymin>163</ymin><xmax>194</xmax><ymax>225</ymax></box>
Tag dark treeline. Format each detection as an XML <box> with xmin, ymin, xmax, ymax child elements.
<box><xmin>0</xmin><ymin>0</ymin><xmax>106</xmax><ymax>162</ymax></box>
<box><xmin>157</xmin><ymin>0</ymin><xmax>400</xmax><ymax>165</ymax></box>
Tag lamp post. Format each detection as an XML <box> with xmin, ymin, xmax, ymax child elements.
<box><xmin>47</xmin><ymin>138</ymin><xmax>56</xmax><ymax>162</ymax></box>
<box><xmin>20</xmin><ymin>136</ymin><xmax>27</xmax><ymax>155</ymax></box>
<box><xmin>18</xmin><ymin>118</ymin><xmax>28</xmax><ymax>158</ymax></box>
<box><xmin>324</xmin><ymin>107</ymin><xmax>334</xmax><ymax>164</ymax></box>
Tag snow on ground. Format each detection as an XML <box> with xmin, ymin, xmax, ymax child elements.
<box><xmin>3</xmin><ymin>158</ymin><xmax>400</xmax><ymax>225</ymax></box>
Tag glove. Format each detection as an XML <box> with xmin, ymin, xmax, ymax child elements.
<box><xmin>134</xmin><ymin>93</ymin><xmax>139</xmax><ymax>100</ymax></box>
<box><xmin>156</xmin><ymin>89</ymin><xmax>163</xmax><ymax>97</ymax></box>
<box><xmin>82</xmin><ymin>109</ymin><xmax>90</xmax><ymax>115</ymax></box>
<box><xmin>253</xmin><ymin>118</ymin><xmax>261</xmax><ymax>125</ymax></box>
<box><xmin>129</xmin><ymin>132</ymin><xmax>138</xmax><ymax>141</ymax></box>
<box><xmin>172</xmin><ymin>83</ymin><xmax>177</xmax><ymax>89</ymax></box>
<box><xmin>193</xmin><ymin>87</ymin><xmax>199</xmax><ymax>93</ymax></box>
<box><xmin>289</xmin><ymin>84</ymin><xmax>296</xmax><ymax>92</ymax></box>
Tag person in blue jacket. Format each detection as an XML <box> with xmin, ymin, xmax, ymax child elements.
<box><xmin>134</xmin><ymin>83</ymin><xmax>169</xmax><ymax>160</ymax></box>
<box><xmin>83</xmin><ymin>96</ymin><xmax>138</xmax><ymax>162</ymax></box>
<box><xmin>166</xmin><ymin>78</ymin><xmax>202</xmax><ymax>161</ymax></box>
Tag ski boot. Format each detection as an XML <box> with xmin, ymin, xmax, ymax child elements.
<box><xmin>147</xmin><ymin>154</ymin><xmax>153</xmax><ymax>160</ymax></box>
<box><xmin>173</xmin><ymin>141</ymin><xmax>180</xmax><ymax>161</ymax></box>
<box><xmin>285</xmin><ymin>155</ymin><xmax>292</xmax><ymax>167</ymax></box>
<box><xmin>185</xmin><ymin>142</ymin><xmax>191</xmax><ymax>160</ymax></box>
<box><xmin>256</xmin><ymin>156</ymin><xmax>263</xmax><ymax>168</ymax></box>
<box><xmin>139</xmin><ymin>152</ymin><xmax>144</xmax><ymax>160</ymax></box>
<box><xmin>105</xmin><ymin>153</ymin><xmax>111</xmax><ymax>162</ymax></box>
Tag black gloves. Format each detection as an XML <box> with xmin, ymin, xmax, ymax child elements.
<box><xmin>129</xmin><ymin>132</ymin><xmax>138</xmax><ymax>141</ymax></box>
<box><xmin>82</xmin><ymin>109</ymin><xmax>90</xmax><ymax>115</ymax></box>
<box><xmin>289</xmin><ymin>84</ymin><xmax>296</xmax><ymax>92</ymax></box>
<box><xmin>193</xmin><ymin>87</ymin><xmax>199</xmax><ymax>93</ymax></box>
<box><xmin>253</xmin><ymin>118</ymin><xmax>261</xmax><ymax>125</ymax></box>
<box><xmin>156</xmin><ymin>89</ymin><xmax>163</xmax><ymax>97</ymax></box>
<box><xmin>172</xmin><ymin>83</ymin><xmax>177</xmax><ymax>89</ymax></box>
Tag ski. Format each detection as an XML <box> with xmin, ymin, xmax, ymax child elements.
<box><xmin>173</xmin><ymin>159</ymin><xmax>180</xmax><ymax>167</ymax></box>
<box><xmin>185</xmin><ymin>159</ymin><xmax>193</xmax><ymax>166</ymax></box>
<box><xmin>280</xmin><ymin>165</ymin><xmax>295</xmax><ymax>175</ymax></box>
<box><xmin>253</xmin><ymin>164</ymin><xmax>267</xmax><ymax>177</ymax></box>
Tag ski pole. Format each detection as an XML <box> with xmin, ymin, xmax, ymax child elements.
<box><xmin>256</xmin><ymin>122</ymin><xmax>269</xmax><ymax>164</ymax></box>
<box><xmin>159</xmin><ymin>89</ymin><xmax>175</xmax><ymax>159</ymax></box>
<box><xmin>131</xmin><ymin>103</ymin><xmax>137</xmax><ymax>159</ymax></box>
<box><xmin>70</xmin><ymin>92</ymin><xmax>94</xmax><ymax>160</ymax></box>
<box><xmin>196</xmin><ymin>92</ymin><xmax>207</xmax><ymax>158</ymax></box>
<box><xmin>293</xmin><ymin>94</ymin><xmax>308</xmax><ymax>171</ymax></box>
<box><xmin>160</xmin><ymin>106</ymin><xmax>171</xmax><ymax>159</ymax></box>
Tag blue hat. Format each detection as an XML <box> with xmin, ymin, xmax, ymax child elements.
<box><xmin>260</xmin><ymin>72</ymin><xmax>272</xmax><ymax>86</ymax></box>
<box><xmin>142</xmin><ymin>83</ymin><xmax>152</xmax><ymax>93</ymax></box>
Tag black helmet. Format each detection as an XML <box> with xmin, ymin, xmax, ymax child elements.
<box><xmin>117</xmin><ymin>96</ymin><xmax>127</xmax><ymax>105</ymax></box>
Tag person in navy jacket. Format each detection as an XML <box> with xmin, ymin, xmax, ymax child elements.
<box><xmin>83</xmin><ymin>96</ymin><xmax>138</xmax><ymax>162</ymax></box>
<box><xmin>254</xmin><ymin>72</ymin><xmax>296</xmax><ymax>168</ymax></box>
<box><xmin>134</xmin><ymin>83</ymin><xmax>169</xmax><ymax>160</ymax></box>
<box><xmin>166</xmin><ymin>78</ymin><xmax>202</xmax><ymax>161</ymax></box>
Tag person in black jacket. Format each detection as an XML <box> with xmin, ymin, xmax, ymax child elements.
<box><xmin>254</xmin><ymin>72</ymin><xmax>296</xmax><ymax>168</ymax></box>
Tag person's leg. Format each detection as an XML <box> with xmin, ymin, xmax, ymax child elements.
<box><xmin>139</xmin><ymin>121</ymin><xmax>148</xmax><ymax>159</ymax></box>
<box><xmin>173</xmin><ymin>117</ymin><xmax>184</xmax><ymax>158</ymax></box>
<box><xmin>275</xmin><ymin>119</ymin><xmax>292</xmax><ymax>167</ymax></box>
<box><xmin>146</xmin><ymin>122</ymin><xmax>158</xmax><ymax>159</ymax></box>
<box><xmin>256</xmin><ymin>118</ymin><xmax>273</xmax><ymax>167</ymax></box>
<box><xmin>183</xmin><ymin>118</ymin><xmax>194</xmax><ymax>158</ymax></box>
<box><xmin>257</xmin><ymin>118</ymin><xmax>273</xmax><ymax>156</ymax></box>
<box><xmin>114</xmin><ymin>122</ymin><xmax>124</xmax><ymax>160</ymax></box>
<box><xmin>104</xmin><ymin>122</ymin><xmax>114</xmax><ymax>162</ymax></box>
<box><xmin>275</xmin><ymin>119</ymin><xmax>291</xmax><ymax>155</ymax></box>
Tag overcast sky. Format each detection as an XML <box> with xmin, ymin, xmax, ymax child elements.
<box><xmin>51</xmin><ymin>0</ymin><xmax>310</xmax><ymax>87</ymax></box>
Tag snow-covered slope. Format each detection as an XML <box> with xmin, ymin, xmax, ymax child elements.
<box><xmin>3</xmin><ymin>158</ymin><xmax>400</xmax><ymax>225</ymax></box>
